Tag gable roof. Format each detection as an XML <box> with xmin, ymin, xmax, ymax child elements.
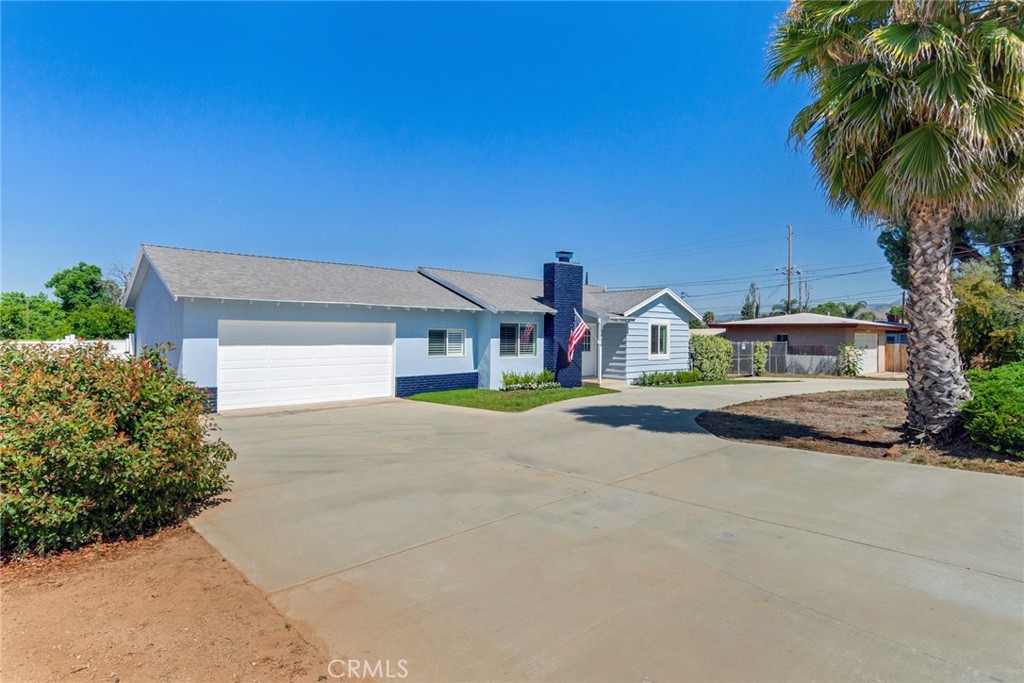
<box><xmin>123</xmin><ymin>244</ymin><xmax>703</xmax><ymax>320</ymax></box>
<box><xmin>124</xmin><ymin>245</ymin><xmax>484</xmax><ymax>311</ymax></box>
<box><xmin>717</xmin><ymin>312</ymin><xmax>905</xmax><ymax>330</ymax></box>
<box><xmin>588</xmin><ymin>287</ymin><xmax>700</xmax><ymax>319</ymax></box>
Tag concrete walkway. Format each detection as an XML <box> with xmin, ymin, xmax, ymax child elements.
<box><xmin>193</xmin><ymin>379</ymin><xmax>1024</xmax><ymax>682</ymax></box>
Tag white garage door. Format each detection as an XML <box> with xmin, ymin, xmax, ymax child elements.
<box><xmin>854</xmin><ymin>333</ymin><xmax>879</xmax><ymax>374</ymax></box>
<box><xmin>217</xmin><ymin>320</ymin><xmax>395</xmax><ymax>411</ymax></box>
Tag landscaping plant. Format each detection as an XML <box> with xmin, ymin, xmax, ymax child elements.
<box><xmin>837</xmin><ymin>342</ymin><xmax>863</xmax><ymax>377</ymax></box>
<box><xmin>690</xmin><ymin>335</ymin><xmax>733</xmax><ymax>381</ymax></box>
<box><xmin>632</xmin><ymin>370</ymin><xmax>701</xmax><ymax>386</ymax></box>
<box><xmin>960</xmin><ymin>361</ymin><xmax>1024</xmax><ymax>455</ymax></box>
<box><xmin>500</xmin><ymin>369</ymin><xmax>559</xmax><ymax>391</ymax></box>
<box><xmin>752</xmin><ymin>341</ymin><xmax>772</xmax><ymax>376</ymax></box>
<box><xmin>0</xmin><ymin>342</ymin><xmax>236</xmax><ymax>556</ymax></box>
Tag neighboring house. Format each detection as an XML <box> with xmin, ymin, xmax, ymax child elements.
<box><xmin>716</xmin><ymin>312</ymin><xmax>907</xmax><ymax>375</ymax></box>
<box><xmin>123</xmin><ymin>245</ymin><xmax>700</xmax><ymax>411</ymax></box>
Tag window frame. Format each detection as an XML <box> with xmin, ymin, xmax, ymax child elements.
<box><xmin>580</xmin><ymin>327</ymin><xmax>591</xmax><ymax>353</ymax></box>
<box><xmin>427</xmin><ymin>328</ymin><xmax>466</xmax><ymax>358</ymax></box>
<box><xmin>648</xmin><ymin>321</ymin><xmax>670</xmax><ymax>359</ymax></box>
<box><xmin>499</xmin><ymin>322</ymin><xmax>537</xmax><ymax>358</ymax></box>
<box><xmin>775</xmin><ymin>334</ymin><xmax>789</xmax><ymax>343</ymax></box>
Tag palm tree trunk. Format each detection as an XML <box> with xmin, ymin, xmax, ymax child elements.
<box><xmin>905</xmin><ymin>202</ymin><xmax>972</xmax><ymax>441</ymax></box>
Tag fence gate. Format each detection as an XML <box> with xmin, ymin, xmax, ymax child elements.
<box><xmin>885</xmin><ymin>344</ymin><xmax>908</xmax><ymax>372</ymax></box>
<box><xmin>730</xmin><ymin>341</ymin><xmax>787</xmax><ymax>376</ymax></box>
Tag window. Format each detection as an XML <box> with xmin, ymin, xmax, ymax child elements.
<box><xmin>649</xmin><ymin>323</ymin><xmax>669</xmax><ymax>357</ymax></box>
<box><xmin>776</xmin><ymin>334</ymin><xmax>789</xmax><ymax>343</ymax></box>
<box><xmin>580</xmin><ymin>327</ymin><xmax>591</xmax><ymax>353</ymax></box>
<box><xmin>499</xmin><ymin>323</ymin><xmax>536</xmax><ymax>357</ymax></box>
<box><xmin>428</xmin><ymin>329</ymin><xmax>465</xmax><ymax>357</ymax></box>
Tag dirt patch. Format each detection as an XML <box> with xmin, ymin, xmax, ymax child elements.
<box><xmin>697</xmin><ymin>389</ymin><xmax>1023</xmax><ymax>477</ymax></box>
<box><xmin>1</xmin><ymin>525</ymin><xmax>328</xmax><ymax>682</ymax></box>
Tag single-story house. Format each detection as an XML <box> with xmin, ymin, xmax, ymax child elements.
<box><xmin>123</xmin><ymin>245</ymin><xmax>700</xmax><ymax>411</ymax></box>
<box><xmin>716</xmin><ymin>312</ymin><xmax>907</xmax><ymax>374</ymax></box>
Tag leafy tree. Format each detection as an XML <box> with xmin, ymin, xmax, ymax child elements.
<box><xmin>953</xmin><ymin>263</ymin><xmax>1024</xmax><ymax>368</ymax></box>
<box><xmin>689</xmin><ymin>317</ymin><xmax>707</xmax><ymax>329</ymax></box>
<box><xmin>45</xmin><ymin>262</ymin><xmax>119</xmax><ymax>313</ymax></box>
<box><xmin>0</xmin><ymin>292</ymin><xmax>68</xmax><ymax>340</ymax></box>
<box><xmin>879</xmin><ymin>220</ymin><xmax>1024</xmax><ymax>289</ymax></box>
<box><xmin>812</xmin><ymin>301</ymin><xmax>844</xmax><ymax>317</ymax></box>
<box><xmin>740</xmin><ymin>282</ymin><xmax>761</xmax><ymax>320</ymax></box>
<box><xmin>768</xmin><ymin>1</ymin><xmax>1024</xmax><ymax>440</ymax></box>
<box><xmin>68</xmin><ymin>305</ymin><xmax>135</xmax><ymax>339</ymax></box>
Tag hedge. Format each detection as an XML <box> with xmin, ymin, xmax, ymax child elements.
<box><xmin>690</xmin><ymin>335</ymin><xmax>733</xmax><ymax>381</ymax></box>
<box><xmin>960</xmin><ymin>361</ymin><xmax>1024</xmax><ymax>455</ymax></box>
<box><xmin>1</xmin><ymin>342</ymin><xmax>236</xmax><ymax>556</ymax></box>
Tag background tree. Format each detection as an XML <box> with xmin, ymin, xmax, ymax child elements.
<box><xmin>768</xmin><ymin>1</ymin><xmax>1024</xmax><ymax>440</ymax></box>
<box><xmin>67</xmin><ymin>305</ymin><xmax>136</xmax><ymax>339</ymax></box>
<box><xmin>0</xmin><ymin>293</ymin><xmax>68</xmax><ymax>340</ymax></box>
<box><xmin>45</xmin><ymin>262</ymin><xmax>120</xmax><ymax>313</ymax></box>
<box><xmin>702</xmin><ymin>310</ymin><xmax>716</xmax><ymax>325</ymax></box>
<box><xmin>740</xmin><ymin>282</ymin><xmax>761</xmax><ymax>320</ymax></box>
<box><xmin>953</xmin><ymin>262</ymin><xmax>1024</xmax><ymax>367</ymax></box>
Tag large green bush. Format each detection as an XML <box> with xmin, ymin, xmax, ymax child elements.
<box><xmin>960</xmin><ymin>362</ymin><xmax>1024</xmax><ymax>455</ymax></box>
<box><xmin>1</xmin><ymin>342</ymin><xmax>236</xmax><ymax>556</ymax></box>
<box><xmin>690</xmin><ymin>336</ymin><xmax>733</xmax><ymax>381</ymax></box>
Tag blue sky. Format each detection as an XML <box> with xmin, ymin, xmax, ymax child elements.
<box><xmin>1</xmin><ymin>2</ymin><xmax>901</xmax><ymax>315</ymax></box>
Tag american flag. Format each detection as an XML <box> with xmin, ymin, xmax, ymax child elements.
<box><xmin>567</xmin><ymin>309</ymin><xmax>588</xmax><ymax>362</ymax></box>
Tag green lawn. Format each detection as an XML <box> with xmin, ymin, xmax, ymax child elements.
<box><xmin>407</xmin><ymin>386</ymin><xmax>617</xmax><ymax>412</ymax></box>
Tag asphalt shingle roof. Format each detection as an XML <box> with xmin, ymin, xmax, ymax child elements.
<box><xmin>585</xmin><ymin>288</ymin><xmax>666</xmax><ymax>317</ymax></box>
<box><xmin>418</xmin><ymin>267</ymin><xmax>555</xmax><ymax>313</ymax></box>
<box><xmin>138</xmin><ymin>245</ymin><xmax>484</xmax><ymax>310</ymax></box>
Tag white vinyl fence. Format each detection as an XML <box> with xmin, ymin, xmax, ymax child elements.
<box><xmin>12</xmin><ymin>334</ymin><xmax>134</xmax><ymax>358</ymax></box>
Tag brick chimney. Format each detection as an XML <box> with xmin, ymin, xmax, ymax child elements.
<box><xmin>543</xmin><ymin>251</ymin><xmax>583</xmax><ymax>388</ymax></box>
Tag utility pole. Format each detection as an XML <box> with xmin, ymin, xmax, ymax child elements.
<box><xmin>787</xmin><ymin>225</ymin><xmax>793</xmax><ymax>314</ymax></box>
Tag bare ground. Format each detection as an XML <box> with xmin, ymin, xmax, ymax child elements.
<box><xmin>697</xmin><ymin>389</ymin><xmax>1023</xmax><ymax>477</ymax></box>
<box><xmin>0</xmin><ymin>525</ymin><xmax>329</xmax><ymax>682</ymax></box>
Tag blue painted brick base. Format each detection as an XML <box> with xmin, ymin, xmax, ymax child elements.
<box><xmin>199</xmin><ymin>386</ymin><xmax>218</xmax><ymax>413</ymax></box>
<box><xmin>396</xmin><ymin>372</ymin><xmax>480</xmax><ymax>397</ymax></box>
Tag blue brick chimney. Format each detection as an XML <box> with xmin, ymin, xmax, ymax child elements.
<box><xmin>543</xmin><ymin>250</ymin><xmax>583</xmax><ymax>388</ymax></box>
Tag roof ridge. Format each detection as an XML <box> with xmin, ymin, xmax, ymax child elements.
<box><xmin>142</xmin><ymin>244</ymin><xmax>420</xmax><ymax>275</ymax></box>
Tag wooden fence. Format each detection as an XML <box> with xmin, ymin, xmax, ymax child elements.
<box><xmin>885</xmin><ymin>344</ymin><xmax>908</xmax><ymax>372</ymax></box>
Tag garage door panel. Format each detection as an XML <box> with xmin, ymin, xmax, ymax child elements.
<box><xmin>217</xmin><ymin>321</ymin><xmax>395</xmax><ymax>410</ymax></box>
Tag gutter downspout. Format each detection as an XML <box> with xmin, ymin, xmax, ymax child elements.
<box><xmin>597</xmin><ymin>319</ymin><xmax>603</xmax><ymax>387</ymax></box>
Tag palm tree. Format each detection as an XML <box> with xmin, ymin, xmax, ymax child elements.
<box><xmin>768</xmin><ymin>1</ymin><xmax>1024</xmax><ymax>440</ymax></box>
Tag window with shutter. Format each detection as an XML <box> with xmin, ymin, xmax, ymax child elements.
<box><xmin>500</xmin><ymin>324</ymin><xmax>518</xmax><ymax>356</ymax></box>
<box><xmin>447</xmin><ymin>329</ymin><xmax>464</xmax><ymax>356</ymax></box>
<box><xmin>428</xmin><ymin>329</ymin><xmax>448</xmax><ymax>356</ymax></box>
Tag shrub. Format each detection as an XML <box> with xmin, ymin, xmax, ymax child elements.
<box><xmin>752</xmin><ymin>341</ymin><xmax>772</xmax><ymax>376</ymax></box>
<box><xmin>632</xmin><ymin>370</ymin><xmax>702</xmax><ymax>386</ymax></box>
<box><xmin>960</xmin><ymin>362</ymin><xmax>1024</xmax><ymax>455</ymax></box>
<box><xmin>500</xmin><ymin>370</ymin><xmax>560</xmax><ymax>391</ymax></box>
<box><xmin>0</xmin><ymin>342</ymin><xmax>236</xmax><ymax>556</ymax></box>
<box><xmin>690</xmin><ymin>336</ymin><xmax>733</xmax><ymax>381</ymax></box>
<box><xmin>837</xmin><ymin>342</ymin><xmax>862</xmax><ymax>376</ymax></box>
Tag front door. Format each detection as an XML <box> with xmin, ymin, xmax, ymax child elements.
<box><xmin>581</xmin><ymin>325</ymin><xmax>597</xmax><ymax>377</ymax></box>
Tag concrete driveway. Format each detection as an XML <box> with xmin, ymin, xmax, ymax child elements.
<box><xmin>192</xmin><ymin>379</ymin><xmax>1024</xmax><ymax>682</ymax></box>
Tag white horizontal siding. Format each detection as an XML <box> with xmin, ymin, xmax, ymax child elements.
<box><xmin>622</xmin><ymin>302</ymin><xmax>692</xmax><ymax>382</ymax></box>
